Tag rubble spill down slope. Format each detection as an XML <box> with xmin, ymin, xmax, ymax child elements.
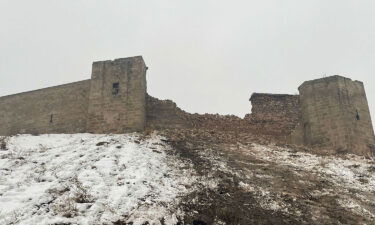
<box><xmin>0</xmin><ymin>132</ymin><xmax>374</xmax><ymax>225</ymax></box>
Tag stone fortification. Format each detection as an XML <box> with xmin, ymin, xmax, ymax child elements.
<box><xmin>146</xmin><ymin>77</ymin><xmax>374</xmax><ymax>155</ymax></box>
<box><xmin>147</xmin><ymin>95</ymin><xmax>249</xmax><ymax>132</ymax></box>
<box><xmin>294</xmin><ymin>75</ymin><xmax>375</xmax><ymax>155</ymax></box>
<box><xmin>246</xmin><ymin>93</ymin><xmax>301</xmax><ymax>138</ymax></box>
<box><xmin>0</xmin><ymin>56</ymin><xmax>147</xmax><ymax>136</ymax></box>
<box><xmin>87</xmin><ymin>57</ymin><xmax>147</xmax><ymax>133</ymax></box>
<box><xmin>249</xmin><ymin>93</ymin><xmax>300</xmax><ymax>122</ymax></box>
<box><xmin>0</xmin><ymin>56</ymin><xmax>373</xmax><ymax>156</ymax></box>
<box><xmin>0</xmin><ymin>80</ymin><xmax>90</xmax><ymax>136</ymax></box>
<box><xmin>146</xmin><ymin>95</ymin><xmax>190</xmax><ymax>130</ymax></box>
<box><xmin>146</xmin><ymin>94</ymin><xmax>295</xmax><ymax>142</ymax></box>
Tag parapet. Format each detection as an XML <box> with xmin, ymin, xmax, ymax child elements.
<box><xmin>91</xmin><ymin>56</ymin><xmax>146</xmax><ymax>79</ymax></box>
<box><xmin>299</xmin><ymin>75</ymin><xmax>363</xmax><ymax>90</ymax></box>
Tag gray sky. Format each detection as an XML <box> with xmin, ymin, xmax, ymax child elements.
<box><xmin>1</xmin><ymin>0</ymin><xmax>375</xmax><ymax>122</ymax></box>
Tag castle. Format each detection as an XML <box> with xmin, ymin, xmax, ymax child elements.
<box><xmin>0</xmin><ymin>56</ymin><xmax>374</xmax><ymax>155</ymax></box>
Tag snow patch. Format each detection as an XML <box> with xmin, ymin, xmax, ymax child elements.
<box><xmin>0</xmin><ymin>133</ymin><xmax>196</xmax><ymax>225</ymax></box>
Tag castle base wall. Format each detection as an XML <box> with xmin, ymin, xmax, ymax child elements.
<box><xmin>0</xmin><ymin>80</ymin><xmax>90</xmax><ymax>136</ymax></box>
<box><xmin>247</xmin><ymin>93</ymin><xmax>301</xmax><ymax>139</ymax></box>
<box><xmin>86</xmin><ymin>57</ymin><xmax>147</xmax><ymax>133</ymax></box>
<box><xmin>298</xmin><ymin>76</ymin><xmax>375</xmax><ymax>156</ymax></box>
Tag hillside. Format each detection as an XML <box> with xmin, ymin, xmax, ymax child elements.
<box><xmin>0</xmin><ymin>133</ymin><xmax>374</xmax><ymax>225</ymax></box>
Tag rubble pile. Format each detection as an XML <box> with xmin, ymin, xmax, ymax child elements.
<box><xmin>147</xmin><ymin>95</ymin><xmax>300</xmax><ymax>144</ymax></box>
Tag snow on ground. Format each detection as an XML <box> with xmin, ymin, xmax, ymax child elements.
<box><xmin>194</xmin><ymin>141</ymin><xmax>375</xmax><ymax>220</ymax></box>
<box><xmin>0</xmin><ymin>133</ymin><xmax>196</xmax><ymax>225</ymax></box>
<box><xmin>249</xmin><ymin>144</ymin><xmax>375</xmax><ymax>193</ymax></box>
<box><xmin>1</xmin><ymin>132</ymin><xmax>374</xmax><ymax>224</ymax></box>
<box><xmin>248</xmin><ymin>144</ymin><xmax>375</xmax><ymax>219</ymax></box>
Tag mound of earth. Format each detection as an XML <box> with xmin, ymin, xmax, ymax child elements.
<box><xmin>0</xmin><ymin>131</ymin><xmax>374</xmax><ymax>225</ymax></box>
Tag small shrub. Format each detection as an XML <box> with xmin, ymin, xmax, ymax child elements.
<box><xmin>71</xmin><ymin>177</ymin><xmax>93</xmax><ymax>203</ymax></box>
<box><xmin>0</xmin><ymin>137</ymin><xmax>8</xmax><ymax>150</ymax></box>
<box><xmin>52</xmin><ymin>196</ymin><xmax>78</xmax><ymax>218</ymax></box>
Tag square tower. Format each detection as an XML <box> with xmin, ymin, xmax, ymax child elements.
<box><xmin>298</xmin><ymin>75</ymin><xmax>375</xmax><ymax>155</ymax></box>
<box><xmin>86</xmin><ymin>56</ymin><xmax>147</xmax><ymax>133</ymax></box>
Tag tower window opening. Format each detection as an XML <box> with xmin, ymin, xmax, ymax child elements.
<box><xmin>112</xmin><ymin>82</ymin><xmax>120</xmax><ymax>96</ymax></box>
<box><xmin>50</xmin><ymin>114</ymin><xmax>53</xmax><ymax>123</ymax></box>
<box><xmin>356</xmin><ymin>110</ymin><xmax>360</xmax><ymax>121</ymax></box>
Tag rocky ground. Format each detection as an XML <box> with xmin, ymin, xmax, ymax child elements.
<box><xmin>0</xmin><ymin>131</ymin><xmax>374</xmax><ymax>225</ymax></box>
<box><xmin>163</xmin><ymin>129</ymin><xmax>375</xmax><ymax>225</ymax></box>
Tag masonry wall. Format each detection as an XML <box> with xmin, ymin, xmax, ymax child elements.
<box><xmin>146</xmin><ymin>95</ymin><xmax>191</xmax><ymax>130</ymax></box>
<box><xmin>298</xmin><ymin>75</ymin><xmax>375</xmax><ymax>155</ymax></box>
<box><xmin>146</xmin><ymin>94</ymin><xmax>300</xmax><ymax>142</ymax></box>
<box><xmin>246</xmin><ymin>93</ymin><xmax>301</xmax><ymax>137</ymax></box>
<box><xmin>86</xmin><ymin>56</ymin><xmax>147</xmax><ymax>133</ymax></box>
<box><xmin>0</xmin><ymin>80</ymin><xmax>90</xmax><ymax>136</ymax></box>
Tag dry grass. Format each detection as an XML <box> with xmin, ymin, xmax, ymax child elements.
<box><xmin>52</xmin><ymin>196</ymin><xmax>78</xmax><ymax>218</ymax></box>
<box><xmin>71</xmin><ymin>177</ymin><xmax>93</xmax><ymax>204</ymax></box>
<box><xmin>49</xmin><ymin>177</ymin><xmax>93</xmax><ymax>218</ymax></box>
<box><xmin>0</xmin><ymin>137</ymin><xmax>8</xmax><ymax>150</ymax></box>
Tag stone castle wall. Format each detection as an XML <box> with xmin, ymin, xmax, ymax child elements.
<box><xmin>0</xmin><ymin>56</ymin><xmax>373</xmax><ymax>155</ymax></box>
<box><xmin>87</xmin><ymin>57</ymin><xmax>147</xmax><ymax>133</ymax></box>
<box><xmin>146</xmin><ymin>94</ymin><xmax>299</xmax><ymax>142</ymax></box>
<box><xmin>146</xmin><ymin>95</ymin><xmax>249</xmax><ymax>132</ymax></box>
<box><xmin>249</xmin><ymin>93</ymin><xmax>300</xmax><ymax>121</ymax></box>
<box><xmin>146</xmin><ymin>95</ymin><xmax>191</xmax><ymax>130</ymax></box>
<box><xmin>246</xmin><ymin>93</ymin><xmax>301</xmax><ymax>137</ymax></box>
<box><xmin>0</xmin><ymin>80</ymin><xmax>91</xmax><ymax>136</ymax></box>
<box><xmin>0</xmin><ymin>56</ymin><xmax>147</xmax><ymax>136</ymax></box>
<box><xmin>296</xmin><ymin>76</ymin><xmax>375</xmax><ymax>155</ymax></box>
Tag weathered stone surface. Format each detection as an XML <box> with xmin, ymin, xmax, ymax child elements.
<box><xmin>0</xmin><ymin>57</ymin><xmax>373</xmax><ymax>156</ymax></box>
<box><xmin>295</xmin><ymin>75</ymin><xmax>375</xmax><ymax>155</ymax></box>
<box><xmin>0</xmin><ymin>56</ymin><xmax>147</xmax><ymax>136</ymax></box>
<box><xmin>87</xmin><ymin>56</ymin><xmax>147</xmax><ymax>133</ymax></box>
<box><xmin>0</xmin><ymin>80</ymin><xmax>90</xmax><ymax>136</ymax></box>
<box><xmin>146</xmin><ymin>77</ymin><xmax>375</xmax><ymax>156</ymax></box>
<box><xmin>246</xmin><ymin>93</ymin><xmax>301</xmax><ymax>139</ymax></box>
<box><xmin>146</xmin><ymin>95</ymin><xmax>190</xmax><ymax>130</ymax></box>
<box><xmin>146</xmin><ymin>95</ymin><xmax>293</xmax><ymax>142</ymax></box>
<box><xmin>249</xmin><ymin>93</ymin><xmax>300</xmax><ymax>122</ymax></box>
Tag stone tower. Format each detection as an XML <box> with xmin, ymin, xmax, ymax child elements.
<box><xmin>86</xmin><ymin>56</ymin><xmax>147</xmax><ymax>133</ymax></box>
<box><xmin>298</xmin><ymin>75</ymin><xmax>374</xmax><ymax>155</ymax></box>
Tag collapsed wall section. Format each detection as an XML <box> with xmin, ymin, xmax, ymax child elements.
<box><xmin>146</xmin><ymin>95</ymin><xmax>191</xmax><ymax>130</ymax></box>
<box><xmin>146</xmin><ymin>95</ymin><xmax>255</xmax><ymax>132</ymax></box>
<box><xmin>0</xmin><ymin>80</ymin><xmax>90</xmax><ymax>136</ymax></box>
<box><xmin>86</xmin><ymin>56</ymin><xmax>147</xmax><ymax>133</ymax></box>
<box><xmin>146</xmin><ymin>94</ymin><xmax>300</xmax><ymax>142</ymax></box>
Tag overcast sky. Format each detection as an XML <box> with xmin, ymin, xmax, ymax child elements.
<box><xmin>1</xmin><ymin>0</ymin><xmax>374</xmax><ymax>122</ymax></box>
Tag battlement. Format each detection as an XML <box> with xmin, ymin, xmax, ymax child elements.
<box><xmin>299</xmin><ymin>75</ymin><xmax>350</xmax><ymax>88</ymax></box>
<box><xmin>91</xmin><ymin>56</ymin><xmax>146</xmax><ymax>79</ymax></box>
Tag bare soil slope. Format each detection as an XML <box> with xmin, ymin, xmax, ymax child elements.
<box><xmin>163</xmin><ymin>129</ymin><xmax>375</xmax><ymax>225</ymax></box>
<box><xmin>1</xmin><ymin>132</ymin><xmax>374</xmax><ymax>225</ymax></box>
